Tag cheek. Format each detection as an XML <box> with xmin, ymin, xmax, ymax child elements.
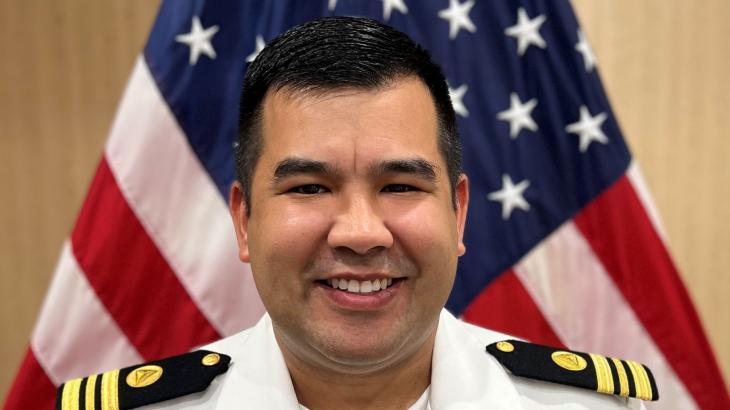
<box><xmin>247</xmin><ymin>204</ymin><xmax>331</xmax><ymax>285</ymax></box>
<box><xmin>387</xmin><ymin>208</ymin><xmax>458</xmax><ymax>317</ymax></box>
<box><xmin>386</xmin><ymin>202</ymin><xmax>460</xmax><ymax>288</ymax></box>
<box><xmin>386</xmin><ymin>201</ymin><xmax>459</xmax><ymax>254</ymax></box>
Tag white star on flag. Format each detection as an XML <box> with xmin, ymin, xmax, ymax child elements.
<box><xmin>438</xmin><ymin>0</ymin><xmax>477</xmax><ymax>40</ymax></box>
<box><xmin>565</xmin><ymin>105</ymin><xmax>609</xmax><ymax>152</ymax></box>
<box><xmin>575</xmin><ymin>29</ymin><xmax>597</xmax><ymax>72</ymax></box>
<box><xmin>488</xmin><ymin>174</ymin><xmax>531</xmax><ymax>220</ymax></box>
<box><xmin>329</xmin><ymin>0</ymin><xmax>338</xmax><ymax>11</ymax></box>
<box><xmin>504</xmin><ymin>7</ymin><xmax>546</xmax><ymax>56</ymax></box>
<box><xmin>383</xmin><ymin>0</ymin><xmax>408</xmax><ymax>21</ymax></box>
<box><xmin>246</xmin><ymin>35</ymin><xmax>266</xmax><ymax>63</ymax></box>
<box><xmin>175</xmin><ymin>16</ymin><xmax>219</xmax><ymax>65</ymax></box>
<box><xmin>497</xmin><ymin>92</ymin><xmax>538</xmax><ymax>139</ymax></box>
<box><xmin>449</xmin><ymin>83</ymin><xmax>469</xmax><ymax>117</ymax></box>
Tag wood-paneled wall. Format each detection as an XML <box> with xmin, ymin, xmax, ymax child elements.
<box><xmin>573</xmin><ymin>0</ymin><xmax>730</xmax><ymax>393</ymax></box>
<box><xmin>0</xmin><ymin>1</ymin><xmax>161</xmax><ymax>402</ymax></box>
<box><xmin>1</xmin><ymin>1</ymin><xmax>728</xmax><ymax>403</ymax></box>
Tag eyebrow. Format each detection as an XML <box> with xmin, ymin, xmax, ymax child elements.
<box><xmin>271</xmin><ymin>156</ymin><xmax>438</xmax><ymax>182</ymax></box>
<box><xmin>273</xmin><ymin>158</ymin><xmax>339</xmax><ymax>181</ymax></box>
<box><xmin>369</xmin><ymin>158</ymin><xmax>438</xmax><ymax>182</ymax></box>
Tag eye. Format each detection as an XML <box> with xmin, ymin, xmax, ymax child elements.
<box><xmin>288</xmin><ymin>184</ymin><xmax>329</xmax><ymax>195</ymax></box>
<box><xmin>382</xmin><ymin>184</ymin><xmax>418</xmax><ymax>193</ymax></box>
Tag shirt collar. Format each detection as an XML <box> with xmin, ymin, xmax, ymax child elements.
<box><xmin>214</xmin><ymin>310</ymin><xmax>524</xmax><ymax>409</ymax></box>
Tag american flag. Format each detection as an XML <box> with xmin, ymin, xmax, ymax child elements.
<box><xmin>5</xmin><ymin>1</ymin><xmax>728</xmax><ymax>409</ymax></box>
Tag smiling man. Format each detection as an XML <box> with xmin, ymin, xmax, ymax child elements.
<box><xmin>230</xmin><ymin>71</ymin><xmax>466</xmax><ymax>410</ymax></box>
<box><xmin>223</xmin><ymin>18</ymin><xmax>468</xmax><ymax>408</ymax></box>
<box><xmin>56</xmin><ymin>17</ymin><xmax>657</xmax><ymax>410</ymax></box>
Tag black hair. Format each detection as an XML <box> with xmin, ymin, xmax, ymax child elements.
<box><xmin>236</xmin><ymin>16</ymin><xmax>461</xmax><ymax>212</ymax></box>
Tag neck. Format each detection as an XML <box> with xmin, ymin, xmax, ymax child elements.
<box><xmin>277</xmin><ymin>330</ymin><xmax>436</xmax><ymax>410</ymax></box>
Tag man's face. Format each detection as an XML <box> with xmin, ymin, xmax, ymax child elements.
<box><xmin>230</xmin><ymin>77</ymin><xmax>468</xmax><ymax>373</ymax></box>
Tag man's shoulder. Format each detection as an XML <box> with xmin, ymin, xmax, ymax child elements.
<box><xmin>55</xmin><ymin>349</ymin><xmax>232</xmax><ymax>410</ymax></box>
<box><xmin>486</xmin><ymin>339</ymin><xmax>656</xmax><ymax>407</ymax></box>
<box><xmin>55</xmin><ymin>317</ymin><xmax>268</xmax><ymax>410</ymax></box>
<box><xmin>438</xmin><ymin>312</ymin><xmax>652</xmax><ymax>409</ymax></box>
<box><xmin>509</xmin><ymin>375</ymin><xmax>645</xmax><ymax>409</ymax></box>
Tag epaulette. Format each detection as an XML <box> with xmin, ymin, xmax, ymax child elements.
<box><xmin>487</xmin><ymin>340</ymin><xmax>658</xmax><ymax>402</ymax></box>
<box><xmin>55</xmin><ymin>349</ymin><xmax>231</xmax><ymax>410</ymax></box>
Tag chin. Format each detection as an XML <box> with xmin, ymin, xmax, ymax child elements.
<box><xmin>310</xmin><ymin>325</ymin><xmax>414</xmax><ymax>370</ymax></box>
<box><xmin>319</xmin><ymin>343</ymin><xmax>404</xmax><ymax>372</ymax></box>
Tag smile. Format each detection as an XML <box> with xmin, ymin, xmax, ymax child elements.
<box><xmin>315</xmin><ymin>277</ymin><xmax>405</xmax><ymax>310</ymax></box>
<box><xmin>325</xmin><ymin>278</ymin><xmax>396</xmax><ymax>294</ymax></box>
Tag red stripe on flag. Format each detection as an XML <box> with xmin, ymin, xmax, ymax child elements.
<box><xmin>71</xmin><ymin>158</ymin><xmax>220</xmax><ymax>360</ymax></box>
<box><xmin>574</xmin><ymin>175</ymin><xmax>730</xmax><ymax>409</ymax></box>
<box><xmin>3</xmin><ymin>348</ymin><xmax>57</xmax><ymax>410</ymax></box>
<box><xmin>462</xmin><ymin>269</ymin><xmax>564</xmax><ymax>348</ymax></box>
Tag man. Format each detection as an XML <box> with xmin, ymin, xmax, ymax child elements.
<box><xmin>57</xmin><ymin>17</ymin><xmax>655</xmax><ymax>410</ymax></box>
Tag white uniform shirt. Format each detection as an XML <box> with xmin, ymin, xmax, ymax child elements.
<box><xmin>141</xmin><ymin>310</ymin><xmax>645</xmax><ymax>409</ymax></box>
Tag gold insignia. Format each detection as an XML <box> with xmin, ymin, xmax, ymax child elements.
<box><xmin>496</xmin><ymin>341</ymin><xmax>515</xmax><ymax>353</ymax></box>
<box><xmin>551</xmin><ymin>351</ymin><xmax>588</xmax><ymax>371</ymax></box>
<box><xmin>202</xmin><ymin>353</ymin><xmax>221</xmax><ymax>366</ymax></box>
<box><xmin>126</xmin><ymin>365</ymin><xmax>163</xmax><ymax>388</ymax></box>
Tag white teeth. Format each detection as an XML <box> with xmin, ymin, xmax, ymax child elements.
<box><xmin>360</xmin><ymin>281</ymin><xmax>373</xmax><ymax>293</ymax></box>
<box><xmin>347</xmin><ymin>280</ymin><xmax>360</xmax><ymax>292</ymax></box>
<box><xmin>327</xmin><ymin>278</ymin><xmax>398</xmax><ymax>293</ymax></box>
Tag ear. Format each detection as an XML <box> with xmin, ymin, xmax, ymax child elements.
<box><xmin>229</xmin><ymin>181</ymin><xmax>251</xmax><ymax>262</ymax></box>
<box><xmin>454</xmin><ymin>174</ymin><xmax>469</xmax><ymax>256</ymax></box>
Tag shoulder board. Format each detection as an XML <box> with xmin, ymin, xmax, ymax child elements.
<box><xmin>56</xmin><ymin>349</ymin><xmax>231</xmax><ymax>410</ymax></box>
<box><xmin>487</xmin><ymin>340</ymin><xmax>658</xmax><ymax>402</ymax></box>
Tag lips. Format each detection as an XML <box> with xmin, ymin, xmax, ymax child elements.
<box><xmin>315</xmin><ymin>277</ymin><xmax>406</xmax><ymax>310</ymax></box>
<box><xmin>326</xmin><ymin>277</ymin><xmax>394</xmax><ymax>293</ymax></box>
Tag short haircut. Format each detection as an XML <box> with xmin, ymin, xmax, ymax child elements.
<box><xmin>236</xmin><ymin>16</ymin><xmax>462</xmax><ymax>213</ymax></box>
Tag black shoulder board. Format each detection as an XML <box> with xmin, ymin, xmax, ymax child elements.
<box><xmin>55</xmin><ymin>349</ymin><xmax>231</xmax><ymax>410</ymax></box>
<box><xmin>487</xmin><ymin>340</ymin><xmax>658</xmax><ymax>401</ymax></box>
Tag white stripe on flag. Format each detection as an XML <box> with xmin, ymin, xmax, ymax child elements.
<box><xmin>627</xmin><ymin>162</ymin><xmax>668</xmax><ymax>242</ymax></box>
<box><xmin>513</xmin><ymin>220</ymin><xmax>696</xmax><ymax>409</ymax></box>
<box><xmin>31</xmin><ymin>242</ymin><xmax>142</xmax><ymax>384</ymax></box>
<box><xmin>105</xmin><ymin>57</ymin><xmax>265</xmax><ymax>337</ymax></box>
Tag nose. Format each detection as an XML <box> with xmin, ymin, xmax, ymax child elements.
<box><xmin>327</xmin><ymin>193</ymin><xmax>394</xmax><ymax>255</ymax></box>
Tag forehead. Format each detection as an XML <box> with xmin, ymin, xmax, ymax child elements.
<box><xmin>257</xmin><ymin>77</ymin><xmax>442</xmax><ymax>172</ymax></box>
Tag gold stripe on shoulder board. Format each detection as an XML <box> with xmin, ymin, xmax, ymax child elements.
<box><xmin>589</xmin><ymin>354</ymin><xmax>614</xmax><ymax>395</ymax></box>
<box><xmin>610</xmin><ymin>358</ymin><xmax>629</xmax><ymax>398</ymax></box>
<box><xmin>626</xmin><ymin>360</ymin><xmax>653</xmax><ymax>401</ymax></box>
<box><xmin>85</xmin><ymin>374</ymin><xmax>98</xmax><ymax>410</ymax></box>
<box><xmin>100</xmin><ymin>369</ymin><xmax>120</xmax><ymax>410</ymax></box>
<box><xmin>61</xmin><ymin>378</ymin><xmax>83</xmax><ymax>410</ymax></box>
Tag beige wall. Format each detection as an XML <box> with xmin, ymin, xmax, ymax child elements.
<box><xmin>0</xmin><ymin>1</ymin><xmax>161</xmax><ymax>403</ymax></box>
<box><xmin>1</xmin><ymin>1</ymin><xmax>728</xmax><ymax>403</ymax></box>
<box><xmin>573</xmin><ymin>0</ymin><xmax>730</xmax><ymax>392</ymax></box>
